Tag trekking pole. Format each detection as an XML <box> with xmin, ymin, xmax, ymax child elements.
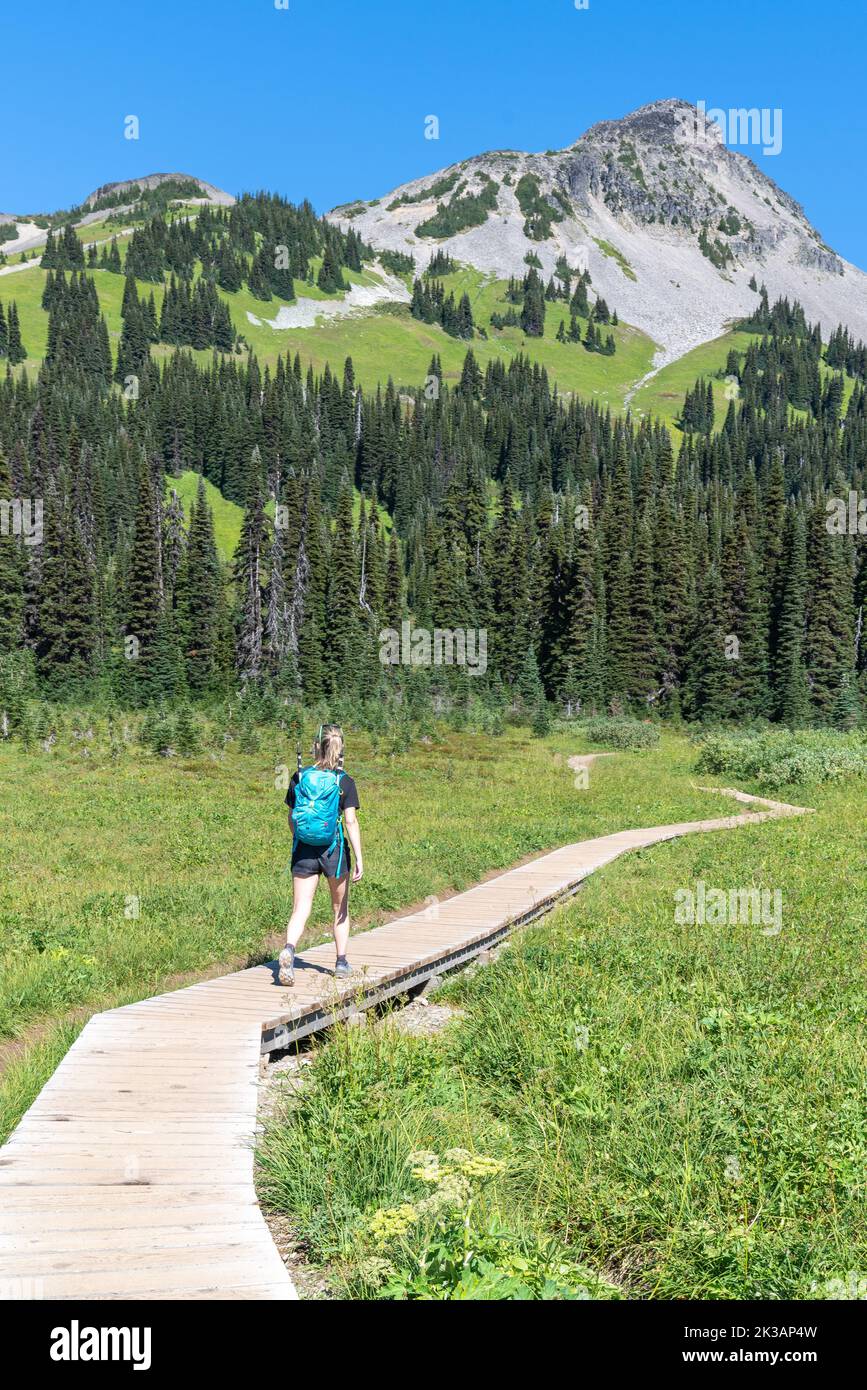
<box><xmin>296</xmin><ymin>740</ymin><xmax>302</xmax><ymax>775</ymax></box>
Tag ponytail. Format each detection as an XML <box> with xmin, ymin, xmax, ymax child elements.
<box><xmin>314</xmin><ymin>723</ymin><xmax>344</xmax><ymax>772</ymax></box>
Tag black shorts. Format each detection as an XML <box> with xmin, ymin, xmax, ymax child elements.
<box><xmin>291</xmin><ymin>835</ymin><xmax>351</xmax><ymax>880</ymax></box>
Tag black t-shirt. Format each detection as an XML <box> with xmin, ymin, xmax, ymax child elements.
<box><xmin>286</xmin><ymin>770</ymin><xmax>360</xmax><ymax>815</ymax></box>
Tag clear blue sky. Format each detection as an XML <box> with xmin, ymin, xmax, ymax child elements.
<box><xmin>3</xmin><ymin>0</ymin><xmax>866</xmax><ymax>265</ymax></box>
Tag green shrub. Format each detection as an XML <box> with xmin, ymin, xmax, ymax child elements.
<box><xmin>174</xmin><ymin>705</ymin><xmax>200</xmax><ymax>756</ymax></box>
<box><xmin>415</xmin><ymin>179</ymin><xmax>499</xmax><ymax>239</ymax></box>
<box><xmin>694</xmin><ymin>728</ymin><xmax>867</xmax><ymax>789</ymax></box>
<box><xmin>580</xmin><ymin>717</ymin><xmax>660</xmax><ymax>750</ymax></box>
<box><xmin>0</xmin><ymin>651</ymin><xmax>37</xmax><ymax>733</ymax></box>
<box><xmin>531</xmin><ymin>700</ymin><xmax>552</xmax><ymax>737</ymax></box>
<box><xmin>148</xmin><ymin>716</ymin><xmax>175</xmax><ymax>757</ymax></box>
<box><xmin>238</xmin><ymin>723</ymin><xmax>260</xmax><ymax>754</ymax></box>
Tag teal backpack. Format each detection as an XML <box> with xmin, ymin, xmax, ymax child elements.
<box><xmin>291</xmin><ymin>765</ymin><xmax>345</xmax><ymax>853</ymax></box>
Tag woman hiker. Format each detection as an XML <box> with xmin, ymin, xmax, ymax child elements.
<box><xmin>278</xmin><ymin>723</ymin><xmax>364</xmax><ymax>986</ymax></box>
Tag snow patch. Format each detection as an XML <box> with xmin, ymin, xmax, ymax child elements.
<box><xmin>261</xmin><ymin>268</ymin><xmax>410</xmax><ymax>330</ymax></box>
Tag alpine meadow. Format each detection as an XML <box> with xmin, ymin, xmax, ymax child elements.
<box><xmin>0</xmin><ymin>0</ymin><xmax>864</xmax><ymax>1341</ymax></box>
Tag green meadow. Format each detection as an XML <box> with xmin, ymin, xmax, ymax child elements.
<box><xmin>220</xmin><ymin>261</ymin><xmax>657</xmax><ymax>402</ymax></box>
<box><xmin>1</xmin><ymin>715</ymin><xmax>863</xmax><ymax>1301</ymax></box>
<box><xmin>166</xmin><ymin>470</ymin><xmax>244</xmax><ymax>559</ymax></box>
<box><xmin>258</xmin><ymin>745</ymin><xmax>867</xmax><ymax>1300</ymax></box>
<box><xmin>20</xmin><ymin>203</ymin><xmax>840</xmax><ymax>421</ymax></box>
<box><xmin>0</xmin><ymin>724</ymin><xmax>735</xmax><ymax>1139</ymax></box>
<box><xmin>0</xmin><ymin>262</ymin><xmax>167</xmax><ymax>364</ymax></box>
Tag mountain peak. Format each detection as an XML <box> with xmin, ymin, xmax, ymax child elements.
<box><xmin>579</xmin><ymin>97</ymin><xmax>698</xmax><ymax>146</ymax></box>
<box><xmin>330</xmin><ymin>98</ymin><xmax>866</xmax><ymax>364</ymax></box>
<box><xmin>82</xmin><ymin>172</ymin><xmax>235</xmax><ymax>208</ymax></box>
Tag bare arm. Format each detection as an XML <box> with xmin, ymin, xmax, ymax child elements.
<box><xmin>344</xmin><ymin>806</ymin><xmax>363</xmax><ymax>881</ymax></box>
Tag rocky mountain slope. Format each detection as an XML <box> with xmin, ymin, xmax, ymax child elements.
<box><xmin>82</xmin><ymin>172</ymin><xmax>235</xmax><ymax>208</ymax></box>
<box><xmin>329</xmin><ymin>98</ymin><xmax>867</xmax><ymax>365</ymax></box>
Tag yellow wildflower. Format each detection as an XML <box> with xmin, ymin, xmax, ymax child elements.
<box><xmin>368</xmin><ymin>1203</ymin><xmax>419</xmax><ymax>1249</ymax></box>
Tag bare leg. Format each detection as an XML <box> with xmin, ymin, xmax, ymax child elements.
<box><xmin>327</xmin><ymin>874</ymin><xmax>351</xmax><ymax>959</ymax></box>
<box><xmin>286</xmin><ymin>873</ymin><xmax>319</xmax><ymax>949</ymax></box>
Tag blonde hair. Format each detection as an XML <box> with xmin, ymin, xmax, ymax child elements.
<box><xmin>314</xmin><ymin>723</ymin><xmax>344</xmax><ymax>771</ymax></box>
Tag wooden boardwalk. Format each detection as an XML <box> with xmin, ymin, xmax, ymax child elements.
<box><xmin>0</xmin><ymin>770</ymin><xmax>810</xmax><ymax>1301</ymax></box>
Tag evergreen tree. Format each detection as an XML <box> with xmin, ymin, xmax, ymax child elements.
<box><xmin>384</xmin><ymin>530</ymin><xmax>404</xmax><ymax>627</ymax></box>
<box><xmin>6</xmin><ymin>302</ymin><xmax>26</xmax><ymax>364</ymax></box>
<box><xmin>517</xmin><ymin>644</ymin><xmax>545</xmax><ymax>710</ymax></box>
<box><xmin>175</xmin><ymin>477</ymin><xmax>223</xmax><ymax>693</ymax></box>
<box><xmin>804</xmin><ymin>498</ymin><xmax>856</xmax><ymax>720</ymax></box>
<box><xmin>653</xmin><ymin>488</ymin><xmax>690</xmax><ymax>708</ymax></box>
<box><xmin>626</xmin><ymin>508</ymin><xmax>659</xmax><ymax>701</ymax></box>
<box><xmin>0</xmin><ymin>448</ymin><xmax>24</xmax><ymax>653</ymax></box>
<box><xmin>317</xmin><ymin>241</ymin><xmax>347</xmax><ymax>294</ymax></box>
<box><xmin>0</xmin><ymin>250</ymin><xmax>863</xmax><ymax>731</ymax></box>
<box><xmin>601</xmin><ymin>440</ymin><xmax>633</xmax><ymax>700</ymax></box>
<box><xmin>720</xmin><ymin>516</ymin><xmax>770</xmax><ymax>717</ymax></box>
<box><xmin>175</xmin><ymin>703</ymin><xmax>200</xmax><ymax>755</ymax></box>
<box><xmin>233</xmin><ymin>456</ymin><xmax>268</xmax><ymax>685</ymax></box>
<box><xmin>33</xmin><ymin>494</ymin><xmax>97</xmax><ymax>694</ymax></box>
<box><xmin>560</xmin><ymin>498</ymin><xmax>604</xmax><ymax>712</ymax></box>
<box><xmin>684</xmin><ymin>564</ymin><xmax>731</xmax><ymax>720</ymax></box>
<box><xmin>520</xmin><ymin>269</ymin><xmax>546</xmax><ymax>337</ymax></box>
<box><xmin>324</xmin><ymin>478</ymin><xmax>364</xmax><ymax>694</ymax></box>
<box><xmin>123</xmin><ymin>460</ymin><xmax>168</xmax><ymax>703</ymax></box>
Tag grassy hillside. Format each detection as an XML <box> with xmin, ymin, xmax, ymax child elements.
<box><xmin>0</xmin><ymin>262</ymin><xmax>167</xmax><ymax>364</ymax></box>
<box><xmin>0</xmin><ymin>207</ymin><xmax>659</xmax><ymax>407</ymax></box>
<box><xmin>165</xmin><ymin>470</ymin><xmax>244</xmax><ymax>559</ymax></box>
<box><xmin>2</xmin><ymin>204</ymin><xmax>856</xmax><ymax>423</ymax></box>
<box><xmin>216</xmin><ymin>261</ymin><xmax>657</xmax><ymax>403</ymax></box>
<box><xmin>630</xmin><ymin>330</ymin><xmax>758</xmax><ymax>431</ymax></box>
<box><xmin>631</xmin><ymin>327</ymin><xmax>859</xmax><ymax>437</ymax></box>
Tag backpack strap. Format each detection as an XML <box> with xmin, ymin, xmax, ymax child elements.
<box><xmin>327</xmin><ymin>770</ymin><xmax>346</xmax><ymax>858</ymax></box>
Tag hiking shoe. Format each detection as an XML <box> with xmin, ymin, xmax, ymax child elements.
<box><xmin>278</xmin><ymin>944</ymin><xmax>295</xmax><ymax>986</ymax></box>
<box><xmin>334</xmin><ymin>956</ymin><xmax>353</xmax><ymax>978</ymax></box>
